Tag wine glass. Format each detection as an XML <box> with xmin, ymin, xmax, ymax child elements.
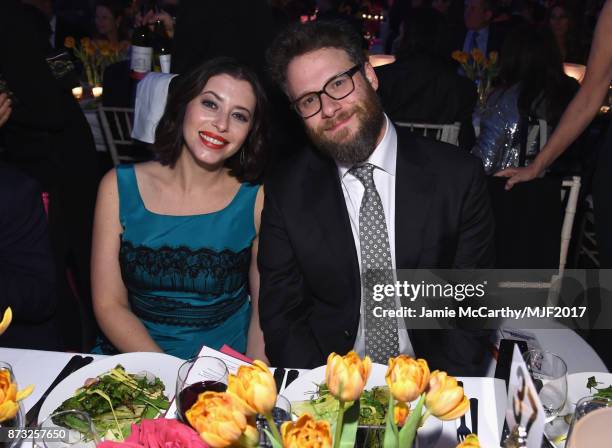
<box><xmin>175</xmin><ymin>356</ymin><xmax>229</xmax><ymax>424</ymax></box>
<box><xmin>33</xmin><ymin>410</ymin><xmax>99</xmax><ymax>447</ymax></box>
<box><xmin>522</xmin><ymin>349</ymin><xmax>568</xmax><ymax>423</ymax></box>
<box><xmin>0</xmin><ymin>362</ymin><xmax>25</xmax><ymax>448</ymax></box>
<box><xmin>566</xmin><ymin>396</ymin><xmax>612</xmax><ymax>448</ymax></box>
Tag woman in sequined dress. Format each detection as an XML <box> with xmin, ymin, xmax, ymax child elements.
<box><xmin>497</xmin><ymin>0</ymin><xmax>612</xmax><ymax>267</ymax></box>
<box><xmin>471</xmin><ymin>25</ymin><xmax>579</xmax><ymax>175</ymax></box>
<box><xmin>90</xmin><ymin>57</ymin><xmax>269</xmax><ymax>361</ymax></box>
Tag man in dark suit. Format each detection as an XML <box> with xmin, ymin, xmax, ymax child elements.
<box><xmin>454</xmin><ymin>0</ymin><xmax>508</xmax><ymax>57</ymax></box>
<box><xmin>259</xmin><ymin>20</ymin><xmax>495</xmax><ymax>374</ymax></box>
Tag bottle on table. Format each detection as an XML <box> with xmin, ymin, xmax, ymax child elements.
<box><xmin>153</xmin><ymin>19</ymin><xmax>171</xmax><ymax>73</ymax></box>
<box><xmin>130</xmin><ymin>0</ymin><xmax>157</xmax><ymax>79</ymax></box>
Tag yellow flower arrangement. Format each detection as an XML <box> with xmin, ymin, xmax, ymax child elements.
<box><xmin>65</xmin><ymin>36</ymin><xmax>128</xmax><ymax>87</ymax></box>
<box><xmin>452</xmin><ymin>49</ymin><xmax>500</xmax><ymax>104</ymax></box>
<box><xmin>0</xmin><ymin>367</ymin><xmax>34</xmax><ymax>422</ymax></box>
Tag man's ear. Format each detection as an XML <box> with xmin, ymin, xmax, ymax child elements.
<box><xmin>363</xmin><ymin>62</ymin><xmax>379</xmax><ymax>91</ymax></box>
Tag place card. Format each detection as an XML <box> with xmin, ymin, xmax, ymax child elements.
<box><xmin>504</xmin><ymin>345</ymin><xmax>546</xmax><ymax>447</ymax></box>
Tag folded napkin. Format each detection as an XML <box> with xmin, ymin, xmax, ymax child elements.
<box><xmin>131</xmin><ymin>72</ymin><xmax>178</xmax><ymax>144</ymax></box>
<box><xmin>220</xmin><ymin>344</ymin><xmax>254</xmax><ymax>364</ymax></box>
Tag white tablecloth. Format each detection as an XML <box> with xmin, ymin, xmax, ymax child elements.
<box><xmin>0</xmin><ymin>327</ymin><xmax>607</xmax><ymax>448</ymax></box>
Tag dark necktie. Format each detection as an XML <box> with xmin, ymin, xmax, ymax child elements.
<box><xmin>349</xmin><ymin>163</ymin><xmax>399</xmax><ymax>363</ymax></box>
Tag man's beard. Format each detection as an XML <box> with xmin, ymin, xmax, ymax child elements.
<box><xmin>305</xmin><ymin>87</ymin><xmax>385</xmax><ymax>165</ymax></box>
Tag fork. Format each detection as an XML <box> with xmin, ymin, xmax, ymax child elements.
<box><xmin>456</xmin><ymin>381</ymin><xmax>471</xmax><ymax>442</ymax></box>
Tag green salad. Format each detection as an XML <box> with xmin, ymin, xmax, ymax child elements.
<box><xmin>292</xmin><ymin>383</ymin><xmax>390</xmax><ymax>426</ymax></box>
<box><xmin>586</xmin><ymin>376</ymin><xmax>612</xmax><ymax>399</ymax></box>
<box><xmin>52</xmin><ymin>365</ymin><xmax>170</xmax><ymax>440</ymax></box>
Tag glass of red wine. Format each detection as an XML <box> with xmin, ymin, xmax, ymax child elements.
<box><xmin>175</xmin><ymin>356</ymin><xmax>229</xmax><ymax>424</ymax></box>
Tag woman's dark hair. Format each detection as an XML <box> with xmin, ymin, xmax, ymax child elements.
<box><xmin>498</xmin><ymin>24</ymin><xmax>576</xmax><ymax>125</ymax></box>
<box><xmin>266</xmin><ymin>19</ymin><xmax>367</xmax><ymax>91</ymax></box>
<box><xmin>154</xmin><ymin>57</ymin><xmax>268</xmax><ymax>183</ymax></box>
<box><xmin>396</xmin><ymin>8</ymin><xmax>447</xmax><ymax>57</ymax></box>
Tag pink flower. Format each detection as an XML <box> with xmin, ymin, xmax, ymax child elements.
<box><xmin>98</xmin><ymin>419</ymin><xmax>208</xmax><ymax>448</ymax></box>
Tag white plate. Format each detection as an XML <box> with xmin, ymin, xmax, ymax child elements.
<box><xmin>547</xmin><ymin>371</ymin><xmax>612</xmax><ymax>448</ymax></box>
<box><xmin>283</xmin><ymin>363</ymin><xmax>443</xmax><ymax>448</ymax></box>
<box><xmin>38</xmin><ymin>352</ymin><xmax>184</xmax><ymax>424</ymax></box>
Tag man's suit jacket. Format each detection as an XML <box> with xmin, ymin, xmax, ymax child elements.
<box><xmin>452</xmin><ymin>22</ymin><xmax>510</xmax><ymax>56</ymax></box>
<box><xmin>0</xmin><ymin>163</ymin><xmax>62</xmax><ymax>350</ymax></box>
<box><xmin>258</xmin><ymin>127</ymin><xmax>495</xmax><ymax>374</ymax></box>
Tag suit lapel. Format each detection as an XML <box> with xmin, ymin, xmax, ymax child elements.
<box><xmin>303</xmin><ymin>152</ymin><xmax>360</xmax><ymax>297</ymax></box>
<box><xmin>395</xmin><ymin>130</ymin><xmax>435</xmax><ymax>268</ymax></box>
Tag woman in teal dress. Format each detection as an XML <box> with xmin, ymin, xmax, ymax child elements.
<box><xmin>91</xmin><ymin>58</ymin><xmax>268</xmax><ymax>361</ymax></box>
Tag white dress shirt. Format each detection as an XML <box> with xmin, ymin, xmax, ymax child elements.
<box><xmin>337</xmin><ymin>115</ymin><xmax>414</xmax><ymax>358</ymax></box>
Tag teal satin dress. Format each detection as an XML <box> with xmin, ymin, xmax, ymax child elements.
<box><xmin>92</xmin><ymin>164</ymin><xmax>257</xmax><ymax>359</ymax></box>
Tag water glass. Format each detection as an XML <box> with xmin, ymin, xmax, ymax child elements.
<box><xmin>257</xmin><ymin>395</ymin><xmax>292</xmax><ymax>448</ymax></box>
<box><xmin>175</xmin><ymin>356</ymin><xmax>229</xmax><ymax>424</ymax></box>
<box><xmin>522</xmin><ymin>349</ymin><xmax>567</xmax><ymax>422</ymax></box>
<box><xmin>33</xmin><ymin>410</ymin><xmax>99</xmax><ymax>447</ymax></box>
<box><xmin>566</xmin><ymin>396</ymin><xmax>612</xmax><ymax>448</ymax></box>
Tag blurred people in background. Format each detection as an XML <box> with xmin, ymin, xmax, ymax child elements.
<box><xmin>0</xmin><ymin>0</ymin><xmax>100</xmax><ymax>351</ymax></box>
<box><xmin>94</xmin><ymin>0</ymin><xmax>129</xmax><ymax>45</ymax></box>
<box><xmin>547</xmin><ymin>0</ymin><xmax>586</xmax><ymax>63</ymax></box>
<box><xmin>22</xmin><ymin>0</ymin><xmax>87</xmax><ymax>49</ymax></box>
<box><xmin>376</xmin><ymin>8</ymin><xmax>477</xmax><ymax>150</ymax></box>
<box><xmin>472</xmin><ymin>25</ymin><xmax>579</xmax><ymax>174</ymax></box>
<box><xmin>171</xmin><ymin>0</ymin><xmax>275</xmax><ymax>76</ymax></box>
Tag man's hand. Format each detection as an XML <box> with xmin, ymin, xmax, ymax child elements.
<box><xmin>0</xmin><ymin>93</ymin><xmax>11</xmax><ymax>127</ymax></box>
<box><xmin>494</xmin><ymin>164</ymin><xmax>542</xmax><ymax>190</ymax></box>
<box><xmin>134</xmin><ymin>10</ymin><xmax>174</xmax><ymax>39</ymax></box>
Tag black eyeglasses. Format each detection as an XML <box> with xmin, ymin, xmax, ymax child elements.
<box><xmin>291</xmin><ymin>64</ymin><xmax>362</xmax><ymax>118</ymax></box>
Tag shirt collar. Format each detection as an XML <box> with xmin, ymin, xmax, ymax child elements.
<box><xmin>337</xmin><ymin>114</ymin><xmax>397</xmax><ymax>179</ymax></box>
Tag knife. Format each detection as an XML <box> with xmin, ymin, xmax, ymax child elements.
<box><xmin>25</xmin><ymin>355</ymin><xmax>94</xmax><ymax>426</ymax></box>
<box><xmin>470</xmin><ymin>397</ymin><xmax>478</xmax><ymax>436</ymax></box>
<box><xmin>273</xmin><ymin>368</ymin><xmax>285</xmax><ymax>393</ymax></box>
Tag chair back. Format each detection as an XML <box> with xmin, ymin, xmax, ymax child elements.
<box><xmin>559</xmin><ymin>176</ymin><xmax>581</xmax><ymax>273</ymax></box>
<box><xmin>97</xmin><ymin>105</ymin><xmax>144</xmax><ymax>166</ymax></box>
<box><xmin>395</xmin><ymin>121</ymin><xmax>461</xmax><ymax>146</ymax></box>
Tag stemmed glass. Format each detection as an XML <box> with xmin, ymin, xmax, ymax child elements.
<box><xmin>175</xmin><ymin>356</ymin><xmax>229</xmax><ymax>424</ymax></box>
<box><xmin>522</xmin><ymin>349</ymin><xmax>568</xmax><ymax>423</ymax></box>
<box><xmin>566</xmin><ymin>396</ymin><xmax>612</xmax><ymax>448</ymax></box>
<box><xmin>33</xmin><ymin>410</ymin><xmax>99</xmax><ymax>447</ymax></box>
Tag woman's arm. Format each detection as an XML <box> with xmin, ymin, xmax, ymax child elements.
<box><xmin>91</xmin><ymin>169</ymin><xmax>163</xmax><ymax>353</ymax></box>
<box><xmin>0</xmin><ymin>94</ymin><xmax>11</xmax><ymax>127</ymax></box>
<box><xmin>246</xmin><ymin>186</ymin><xmax>268</xmax><ymax>364</ymax></box>
<box><xmin>496</xmin><ymin>0</ymin><xmax>612</xmax><ymax>189</ymax></box>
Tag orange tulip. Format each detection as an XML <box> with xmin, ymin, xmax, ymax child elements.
<box><xmin>452</xmin><ymin>50</ymin><xmax>469</xmax><ymax>65</ymax></box>
<box><xmin>64</xmin><ymin>36</ymin><xmax>75</xmax><ymax>49</ymax></box>
<box><xmin>394</xmin><ymin>401</ymin><xmax>410</xmax><ymax>426</ymax></box>
<box><xmin>456</xmin><ymin>434</ymin><xmax>480</xmax><ymax>447</ymax></box>
<box><xmin>471</xmin><ymin>48</ymin><xmax>485</xmax><ymax>64</ymax></box>
<box><xmin>325</xmin><ymin>351</ymin><xmax>371</xmax><ymax>402</ymax></box>
<box><xmin>425</xmin><ymin>371</ymin><xmax>469</xmax><ymax>420</ymax></box>
<box><xmin>281</xmin><ymin>414</ymin><xmax>332</xmax><ymax>448</ymax></box>
<box><xmin>185</xmin><ymin>391</ymin><xmax>257</xmax><ymax>448</ymax></box>
<box><xmin>385</xmin><ymin>355</ymin><xmax>430</xmax><ymax>403</ymax></box>
<box><xmin>488</xmin><ymin>51</ymin><xmax>499</xmax><ymax>65</ymax></box>
<box><xmin>0</xmin><ymin>308</ymin><xmax>12</xmax><ymax>336</ymax></box>
<box><xmin>227</xmin><ymin>360</ymin><xmax>277</xmax><ymax>416</ymax></box>
<box><xmin>0</xmin><ymin>368</ymin><xmax>33</xmax><ymax>422</ymax></box>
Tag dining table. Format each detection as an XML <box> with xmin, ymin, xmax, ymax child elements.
<box><xmin>0</xmin><ymin>326</ymin><xmax>608</xmax><ymax>448</ymax></box>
